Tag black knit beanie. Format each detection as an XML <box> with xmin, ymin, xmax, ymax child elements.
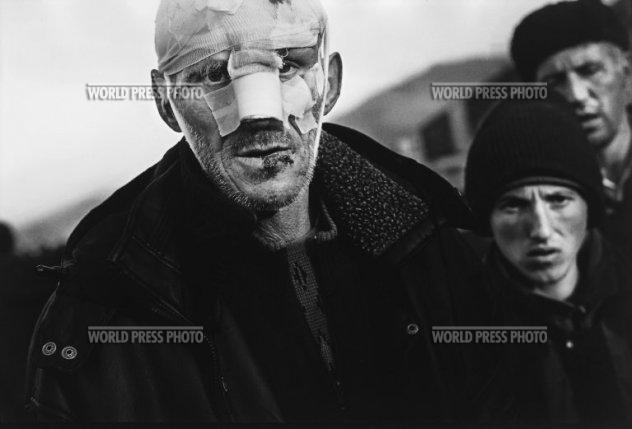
<box><xmin>511</xmin><ymin>0</ymin><xmax>629</xmax><ymax>81</ymax></box>
<box><xmin>465</xmin><ymin>96</ymin><xmax>605</xmax><ymax>234</ymax></box>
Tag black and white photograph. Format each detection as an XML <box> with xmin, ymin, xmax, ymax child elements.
<box><xmin>1</xmin><ymin>0</ymin><xmax>632</xmax><ymax>426</ymax></box>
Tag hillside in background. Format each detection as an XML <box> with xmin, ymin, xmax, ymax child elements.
<box><xmin>12</xmin><ymin>194</ymin><xmax>107</xmax><ymax>252</ymax></box>
<box><xmin>335</xmin><ymin>56</ymin><xmax>516</xmax><ymax>188</ymax></box>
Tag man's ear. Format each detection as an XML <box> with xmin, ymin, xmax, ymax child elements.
<box><xmin>151</xmin><ymin>69</ymin><xmax>181</xmax><ymax>133</ymax></box>
<box><xmin>323</xmin><ymin>52</ymin><xmax>342</xmax><ymax>116</ymax></box>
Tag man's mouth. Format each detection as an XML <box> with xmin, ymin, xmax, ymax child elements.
<box><xmin>236</xmin><ymin>145</ymin><xmax>291</xmax><ymax>158</ymax></box>
<box><xmin>575</xmin><ymin>113</ymin><xmax>601</xmax><ymax>128</ymax></box>
<box><xmin>232</xmin><ymin>144</ymin><xmax>295</xmax><ymax>172</ymax></box>
<box><xmin>526</xmin><ymin>247</ymin><xmax>560</xmax><ymax>263</ymax></box>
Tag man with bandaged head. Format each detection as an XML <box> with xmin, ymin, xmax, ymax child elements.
<box><xmin>511</xmin><ymin>0</ymin><xmax>632</xmax><ymax>256</ymax></box>
<box><xmin>25</xmin><ymin>0</ymin><xmax>486</xmax><ymax>422</ymax></box>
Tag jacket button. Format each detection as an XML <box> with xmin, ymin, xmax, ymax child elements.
<box><xmin>42</xmin><ymin>341</ymin><xmax>57</xmax><ymax>356</ymax></box>
<box><xmin>565</xmin><ymin>340</ymin><xmax>574</xmax><ymax>350</ymax></box>
<box><xmin>61</xmin><ymin>346</ymin><xmax>78</xmax><ymax>360</ymax></box>
<box><xmin>406</xmin><ymin>323</ymin><xmax>420</xmax><ymax>335</ymax></box>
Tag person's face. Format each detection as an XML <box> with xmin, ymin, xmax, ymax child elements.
<box><xmin>536</xmin><ymin>43</ymin><xmax>630</xmax><ymax>150</ymax></box>
<box><xmin>166</xmin><ymin>44</ymin><xmax>328</xmax><ymax>212</ymax></box>
<box><xmin>490</xmin><ymin>184</ymin><xmax>588</xmax><ymax>286</ymax></box>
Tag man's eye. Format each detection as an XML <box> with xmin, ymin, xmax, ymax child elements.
<box><xmin>547</xmin><ymin>195</ymin><xmax>571</xmax><ymax>206</ymax></box>
<box><xmin>577</xmin><ymin>63</ymin><xmax>602</xmax><ymax>77</ymax></box>
<box><xmin>279</xmin><ymin>62</ymin><xmax>299</xmax><ymax>79</ymax></box>
<box><xmin>202</xmin><ymin>64</ymin><xmax>229</xmax><ymax>84</ymax></box>
<box><xmin>502</xmin><ymin>204</ymin><xmax>521</xmax><ymax>212</ymax></box>
<box><xmin>545</xmin><ymin>74</ymin><xmax>565</xmax><ymax>88</ymax></box>
<box><xmin>498</xmin><ymin>198</ymin><xmax>527</xmax><ymax>212</ymax></box>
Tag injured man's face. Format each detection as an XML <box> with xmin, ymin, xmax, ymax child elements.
<box><xmin>155</xmin><ymin>0</ymin><xmax>330</xmax><ymax>212</ymax></box>
<box><xmin>169</xmin><ymin>45</ymin><xmax>326</xmax><ymax>211</ymax></box>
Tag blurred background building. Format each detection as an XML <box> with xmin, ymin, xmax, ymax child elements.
<box><xmin>337</xmin><ymin>57</ymin><xmax>516</xmax><ymax>188</ymax></box>
<box><xmin>338</xmin><ymin>0</ymin><xmax>631</xmax><ymax>189</ymax></box>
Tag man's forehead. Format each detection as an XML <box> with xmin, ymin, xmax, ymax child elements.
<box><xmin>155</xmin><ymin>0</ymin><xmax>327</xmax><ymax>76</ymax></box>
<box><xmin>503</xmin><ymin>184</ymin><xmax>576</xmax><ymax>198</ymax></box>
<box><xmin>537</xmin><ymin>43</ymin><xmax>615</xmax><ymax>76</ymax></box>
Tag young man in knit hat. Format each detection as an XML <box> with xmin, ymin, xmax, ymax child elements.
<box><xmin>24</xmin><ymin>0</ymin><xmax>486</xmax><ymax>422</ymax></box>
<box><xmin>511</xmin><ymin>0</ymin><xmax>632</xmax><ymax>255</ymax></box>
<box><xmin>465</xmin><ymin>97</ymin><xmax>632</xmax><ymax>423</ymax></box>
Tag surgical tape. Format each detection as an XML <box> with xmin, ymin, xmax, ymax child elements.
<box><xmin>203</xmin><ymin>49</ymin><xmax>325</xmax><ymax>136</ymax></box>
<box><xmin>155</xmin><ymin>0</ymin><xmax>328</xmax><ymax>76</ymax></box>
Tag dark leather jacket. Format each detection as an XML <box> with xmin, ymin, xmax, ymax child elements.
<box><xmin>25</xmin><ymin>124</ymin><xmax>487</xmax><ymax>422</ymax></box>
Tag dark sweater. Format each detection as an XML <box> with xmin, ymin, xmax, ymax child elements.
<box><xmin>176</xmin><ymin>143</ymin><xmax>436</xmax><ymax>421</ymax></box>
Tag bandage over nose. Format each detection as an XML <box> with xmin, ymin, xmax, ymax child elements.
<box><xmin>203</xmin><ymin>49</ymin><xmax>324</xmax><ymax>136</ymax></box>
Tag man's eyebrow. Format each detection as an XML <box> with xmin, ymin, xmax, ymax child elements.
<box><xmin>543</xmin><ymin>189</ymin><xmax>575</xmax><ymax>197</ymax></box>
<box><xmin>501</xmin><ymin>193</ymin><xmax>525</xmax><ymax>200</ymax></box>
<box><xmin>181</xmin><ymin>57</ymin><xmax>226</xmax><ymax>79</ymax></box>
<box><xmin>279</xmin><ymin>46</ymin><xmax>319</xmax><ymax>64</ymax></box>
<box><xmin>539</xmin><ymin>68</ymin><xmax>565</xmax><ymax>80</ymax></box>
<box><xmin>574</xmin><ymin>60</ymin><xmax>604</xmax><ymax>70</ymax></box>
<box><xmin>279</xmin><ymin>45</ymin><xmax>318</xmax><ymax>54</ymax></box>
<box><xmin>497</xmin><ymin>193</ymin><xmax>527</xmax><ymax>204</ymax></box>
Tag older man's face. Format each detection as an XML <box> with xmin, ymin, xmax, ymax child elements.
<box><xmin>166</xmin><ymin>44</ymin><xmax>326</xmax><ymax>212</ymax></box>
<box><xmin>490</xmin><ymin>184</ymin><xmax>588</xmax><ymax>287</ymax></box>
<box><xmin>536</xmin><ymin>43</ymin><xmax>630</xmax><ymax>150</ymax></box>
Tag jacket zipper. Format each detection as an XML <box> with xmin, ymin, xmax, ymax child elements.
<box><xmin>105</xmin><ymin>258</ymin><xmax>234</xmax><ymax>422</ymax></box>
<box><xmin>146</xmin><ymin>299</ymin><xmax>234</xmax><ymax>422</ymax></box>
<box><xmin>203</xmin><ymin>330</ymin><xmax>233</xmax><ymax>421</ymax></box>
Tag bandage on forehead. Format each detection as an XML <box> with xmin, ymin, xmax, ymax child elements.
<box><xmin>155</xmin><ymin>0</ymin><xmax>328</xmax><ymax>76</ymax></box>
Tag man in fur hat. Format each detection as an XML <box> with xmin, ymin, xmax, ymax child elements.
<box><xmin>511</xmin><ymin>0</ymin><xmax>632</xmax><ymax>254</ymax></box>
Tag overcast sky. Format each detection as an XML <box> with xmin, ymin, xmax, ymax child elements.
<box><xmin>0</xmin><ymin>0</ymin><xmax>553</xmax><ymax>228</ymax></box>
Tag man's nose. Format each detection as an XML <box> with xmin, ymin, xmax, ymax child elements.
<box><xmin>527</xmin><ymin>201</ymin><xmax>553</xmax><ymax>241</ymax></box>
<box><xmin>564</xmin><ymin>73</ymin><xmax>591</xmax><ymax>106</ymax></box>
<box><xmin>241</xmin><ymin>117</ymin><xmax>284</xmax><ymax>132</ymax></box>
